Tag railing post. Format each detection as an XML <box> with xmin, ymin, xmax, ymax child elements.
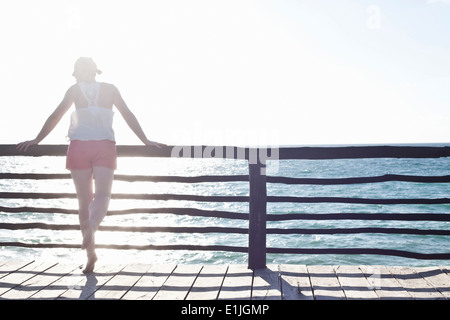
<box><xmin>248</xmin><ymin>159</ymin><xmax>267</xmax><ymax>270</ymax></box>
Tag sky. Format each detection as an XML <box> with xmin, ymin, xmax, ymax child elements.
<box><xmin>1</xmin><ymin>0</ymin><xmax>449</xmax><ymax>147</ymax></box>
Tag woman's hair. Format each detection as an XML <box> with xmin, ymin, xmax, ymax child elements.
<box><xmin>74</xmin><ymin>57</ymin><xmax>102</xmax><ymax>76</ymax></box>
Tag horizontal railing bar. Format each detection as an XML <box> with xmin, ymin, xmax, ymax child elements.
<box><xmin>106</xmin><ymin>207</ymin><xmax>249</xmax><ymax>219</ymax></box>
<box><xmin>0</xmin><ymin>144</ymin><xmax>173</xmax><ymax>157</ymax></box>
<box><xmin>0</xmin><ymin>223</ymin><xmax>79</xmax><ymax>230</ymax></box>
<box><xmin>1</xmin><ymin>206</ymin><xmax>448</xmax><ymax>222</ymax></box>
<box><xmin>0</xmin><ymin>206</ymin><xmax>250</xmax><ymax>220</ymax></box>
<box><xmin>0</xmin><ymin>242</ymin><xmax>248</xmax><ymax>252</ymax></box>
<box><xmin>266</xmin><ymin>247</ymin><xmax>450</xmax><ymax>260</ymax></box>
<box><xmin>0</xmin><ymin>145</ymin><xmax>248</xmax><ymax>158</ymax></box>
<box><xmin>0</xmin><ymin>223</ymin><xmax>249</xmax><ymax>234</ymax></box>
<box><xmin>267</xmin><ymin>174</ymin><xmax>450</xmax><ymax>185</ymax></box>
<box><xmin>115</xmin><ymin>175</ymin><xmax>249</xmax><ymax>183</ymax></box>
<box><xmin>2</xmin><ymin>223</ymin><xmax>448</xmax><ymax>236</ymax></box>
<box><xmin>267</xmin><ymin>213</ymin><xmax>450</xmax><ymax>221</ymax></box>
<box><xmin>277</xmin><ymin>145</ymin><xmax>450</xmax><ymax>160</ymax></box>
<box><xmin>267</xmin><ymin>228</ymin><xmax>450</xmax><ymax>235</ymax></box>
<box><xmin>1</xmin><ymin>241</ymin><xmax>448</xmax><ymax>259</ymax></box>
<box><xmin>0</xmin><ymin>192</ymin><xmax>249</xmax><ymax>202</ymax></box>
<box><xmin>1</xmin><ymin>193</ymin><xmax>448</xmax><ymax>204</ymax></box>
<box><xmin>2</xmin><ymin>144</ymin><xmax>449</xmax><ymax>159</ymax></box>
<box><xmin>0</xmin><ymin>173</ymin><xmax>70</xmax><ymax>180</ymax></box>
<box><xmin>3</xmin><ymin>172</ymin><xmax>448</xmax><ymax>184</ymax></box>
<box><xmin>0</xmin><ymin>173</ymin><xmax>249</xmax><ymax>183</ymax></box>
<box><xmin>0</xmin><ymin>206</ymin><xmax>249</xmax><ymax>219</ymax></box>
<box><xmin>107</xmin><ymin>208</ymin><xmax>250</xmax><ymax>219</ymax></box>
<box><xmin>267</xmin><ymin>196</ymin><xmax>450</xmax><ymax>204</ymax></box>
<box><xmin>0</xmin><ymin>206</ymin><xmax>78</xmax><ymax>215</ymax></box>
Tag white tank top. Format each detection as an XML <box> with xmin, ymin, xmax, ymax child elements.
<box><xmin>67</xmin><ymin>82</ymin><xmax>115</xmax><ymax>142</ymax></box>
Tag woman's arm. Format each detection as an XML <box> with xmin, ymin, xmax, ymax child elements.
<box><xmin>16</xmin><ymin>88</ymin><xmax>74</xmax><ymax>151</ymax></box>
<box><xmin>113</xmin><ymin>85</ymin><xmax>165</xmax><ymax>148</ymax></box>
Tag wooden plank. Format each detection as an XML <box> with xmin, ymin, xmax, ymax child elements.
<box><xmin>186</xmin><ymin>265</ymin><xmax>227</xmax><ymax>300</ymax></box>
<box><xmin>279</xmin><ymin>264</ymin><xmax>313</xmax><ymax>300</ymax></box>
<box><xmin>0</xmin><ymin>261</ymin><xmax>57</xmax><ymax>297</ymax></box>
<box><xmin>334</xmin><ymin>265</ymin><xmax>378</xmax><ymax>300</ymax></box>
<box><xmin>218</xmin><ymin>265</ymin><xmax>253</xmax><ymax>300</ymax></box>
<box><xmin>121</xmin><ymin>264</ymin><xmax>176</xmax><ymax>300</ymax></box>
<box><xmin>307</xmin><ymin>265</ymin><xmax>346</xmax><ymax>300</ymax></box>
<box><xmin>2</xmin><ymin>263</ymin><xmax>79</xmax><ymax>299</ymax></box>
<box><xmin>57</xmin><ymin>263</ymin><xmax>125</xmax><ymax>300</ymax></box>
<box><xmin>152</xmin><ymin>265</ymin><xmax>202</xmax><ymax>300</ymax></box>
<box><xmin>29</xmin><ymin>264</ymin><xmax>84</xmax><ymax>299</ymax></box>
<box><xmin>88</xmin><ymin>263</ymin><xmax>152</xmax><ymax>300</ymax></box>
<box><xmin>0</xmin><ymin>261</ymin><xmax>34</xmax><ymax>279</ymax></box>
<box><xmin>388</xmin><ymin>266</ymin><xmax>445</xmax><ymax>300</ymax></box>
<box><xmin>415</xmin><ymin>266</ymin><xmax>450</xmax><ymax>299</ymax></box>
<box><xmin>360</xmin><ymin>265</ymin><xmax>412</xmax><ymax>299</ymax></box>
<box><xmin>252</xmin><ymin>265</ymin><xmax>282</xmax><ymax>300</ymax></box>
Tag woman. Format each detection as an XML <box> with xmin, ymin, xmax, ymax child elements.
<box><xmin>17</xmin><ymin>57</ymin><xmax>165</xmax><ymax>273</ymax></box>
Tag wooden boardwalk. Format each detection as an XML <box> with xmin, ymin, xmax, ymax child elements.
<box><xmin>0</xmin><ymin>260</ymin><xmax>449</xmax><ymax>300</ymax></box>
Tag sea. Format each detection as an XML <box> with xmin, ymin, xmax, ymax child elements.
<box><xmin>0</xmin><ymin>144</ymin><xmax>449</xmax><ymax>267</ymax></box>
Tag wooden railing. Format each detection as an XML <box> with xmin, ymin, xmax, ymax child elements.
<box><xmin>0</xmin><ymin>144</ymin><xmax>449</xmax><ymax>269</ymax></box>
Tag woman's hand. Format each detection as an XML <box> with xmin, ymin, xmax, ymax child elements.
<box><xmin>143</xmin><ymin>139</ymin><xmax>166</xmax><ymax>148</ymax></box>
<box><xmin>16</xmin><ymin>139</ymin><xmax>39</xmax><ymax>152</ymax></box>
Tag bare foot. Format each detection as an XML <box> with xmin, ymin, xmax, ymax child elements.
<box><xmin>82</xmin><ymin>253</ymin><xmax>98</xmax><ymax>274</ymax></box>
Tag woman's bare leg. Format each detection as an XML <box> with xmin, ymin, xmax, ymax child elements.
<box><xmin>70</xmin><ymin>169</ymin><xmax>94</xmax><ymax>244</ymax></box>
<box><xmin>90</xmin><ymin>166</ymin><xmax>115</xmax><ymax>230</ymax></box>
<box><xmin>82</xmin><ymin>166</ymin><xmax>114</xmax><ymax>273</ymax></box>
<box><xmin>70</xmin><ymin>169</ymin><xmax>97</xmax><ymax>273</ymax></box>
<box><xmin>70</xmin><ymin>167</ymin><xmax>114</xmax><ymax>273</ymax></box>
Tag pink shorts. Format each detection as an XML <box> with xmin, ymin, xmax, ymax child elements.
<box><xmin>66</xmin><ymin>140</ymin><xmax>117</xmax><ymax>170</ymax></box>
